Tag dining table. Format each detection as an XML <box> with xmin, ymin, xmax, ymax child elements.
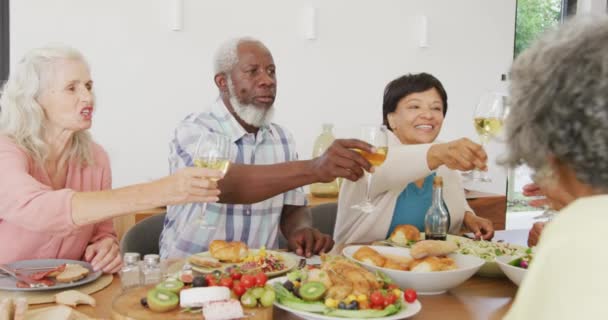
<box><xmin>30</xmin><ymin>229</ymin><xmax>529</xmax><ymax>320</ymax></box>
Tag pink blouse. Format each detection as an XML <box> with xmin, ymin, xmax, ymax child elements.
<box><xmin>0</xmin><ymin>135</ymin><xmax>117</xmax><ymax>264</ymax></box>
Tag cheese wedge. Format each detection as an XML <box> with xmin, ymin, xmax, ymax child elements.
<box><xmin>179</xmin><ymin>287</ymin><xmax>231</xmax><ymax>308</ymax></box>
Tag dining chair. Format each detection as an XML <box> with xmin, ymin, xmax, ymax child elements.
<box><xmin>278</xmin><ymin>202</ymin><xmax>338</xmax><ymax>249</ymax></box>
<box><xmin>120</xmin><ymin>212</ymin><xmax>166</xmax><ymax>256</ymax></box>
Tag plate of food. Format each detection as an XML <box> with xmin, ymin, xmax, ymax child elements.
<box><xmin>0</xmin><ymin>259</ymin><xmax>101</xmax><ymax>291</ymax></box>
<box><xmin>382</xmin><ymin>224</ymin><xmax>528</xmax><ymax>277</ymax></box>
<box><xmin>270</xmin><ymin>255</ymin><xmax>421</xmax><ymax>320</ymax></box>
<box><xmin>187</xmin><ymin>240</ymin><xmax>297</xmax><ymax>277</ymax></box>
<box><xmin>344</xmin><ymin>241</ymin><xmax>484</xmax><ymax>295</ymax></box>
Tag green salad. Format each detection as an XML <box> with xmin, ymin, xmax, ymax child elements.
<box><xmin>454</xmin><ymin>238</ymin><xmax>527</xmax><ymax>262</ymax></box>
<box><xmin>508</xmin><ymin>248</ymin><xmax>534</xmax><ymax>269</ymax></box>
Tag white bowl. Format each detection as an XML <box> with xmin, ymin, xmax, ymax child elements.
<box><xmin>342</xmin><ymin>245</ymin><xmax>485</xmax><ymax>295</ymax></box>
<box><xmin>495</xmin><ymin>255</ymin><xmax>527</xmax><ymax>286</ymax></box>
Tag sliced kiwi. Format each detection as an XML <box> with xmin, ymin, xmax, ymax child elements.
<box><xmin>299</xmin><ymin>282</ymin><xmax>327</xmax><ymax>301</ymax></box>
<box><xmin>155</xmin><ymin>280</ymin><xmax>184</xmax><ymax>294</ymax></box>
<box><xmin>147</xmin><ymin>289</ymin><xmax>179</xmax><ymax>313</ymax></box>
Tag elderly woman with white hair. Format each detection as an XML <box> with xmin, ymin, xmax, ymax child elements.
<box><xmin>503</xmin><ymin>16</ymin><xmax>608</xmax><ymax>319</ymax></box>
<box><xmin>0</xmin><ymin>45</ymin><xmax>223</xmax><ymax>272</ymax></box>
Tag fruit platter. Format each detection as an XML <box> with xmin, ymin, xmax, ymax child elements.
<box><xmin>270</xmin><ymin>255</ymin><xmax>422</xmax><ymax>319</ymax></box>
<box><xmin>112</xmin><ymin>268</ymin><xmax>275</xmax><ymax>320</ymax></box>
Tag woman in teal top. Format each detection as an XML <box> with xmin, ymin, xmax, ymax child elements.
<box><xmin>383</xmin><ymin>73</ymin><xmax>490</xmax><ymax>237</ymax></box>
<box><xmin>335</xmin><ymin>73</ymin><xmax>494</xmax><ymax>245</ymax></box>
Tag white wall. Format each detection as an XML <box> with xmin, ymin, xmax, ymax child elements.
<box><xmin>577</xmin><ymin>0</ymin><xmax>608</xmax><ymax>14</ymax></box>
<box><xmin>10</xmin><ymin>0</ymin><xmax>516</xmax><ymax>194</ymax></box>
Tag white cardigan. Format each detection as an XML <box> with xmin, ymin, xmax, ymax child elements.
<box><xmin>334</xmin><ymin>132</ymin><xmax>474</xmax><ymax>245</ymax></box>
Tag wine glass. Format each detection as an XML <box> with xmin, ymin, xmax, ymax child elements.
<box><xmin>192</xmin><ymin>134</ymin><xmax>232</xmax><ymax>229</ymax></box>
<box><xmin>467</xmin><ymin>92</ymin><xmax>507</xmax><ymax>182</ymax></box>
<box><xmin>351</xmin><ymin>125</ymin><xmax>389</xmax><ymax>213</ymax></box>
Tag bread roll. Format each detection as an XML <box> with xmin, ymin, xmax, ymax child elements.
<box><xmin>0</xmin><ymin>298</ymin><xmax>13</xmax><ymax>320</ymax></box>
<box><xmin>383</xmin><ymin>258</ymin><xmax>410</xmax><ymax>271</ymax></box>
<box><xmin>353</xmin><ymin>246</ymin><xmax>386</xmax><ymax>267</ymax></box>
<box><xmin>55</xmin><ymin>290</ymin><xmax>96</xmax><ymax>307</ymax></box>
<box><xmin>13</xmin><ymin>297</ymin><xmax>27</xmax><ymax>320</ymax></box>
<box><xmin>410</xmin><ymin>240</ymin><xmax>457</xmax><ymax>259</ymax></box>
<box><xmin>389</xmin><ymin>225</ymin><xmax>421</xmax><ymax>245</ymax></box>
<box><xmin>209</xmin><ymin>240</ymin><xmax>248</xmax><ymax>263</ymax></box>
<box><xmin>410</xmin><ymin>256</ymin><xmax>457</xmax><ymax>272</ymax></box>
<box><xmin>188</xmin><ymin>255</ymin><xmax>222</xmax><ymax>268</ymax></box>
<box><xmin>56</xmin><ymin>264</ymin><xmax>90</xmax><ymax>283</ymax></box>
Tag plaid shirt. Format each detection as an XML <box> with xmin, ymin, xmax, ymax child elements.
<box><xmin>159</xmin><ymin>98</ymin><xmax>307</xmax><ymax>258</ymax></box>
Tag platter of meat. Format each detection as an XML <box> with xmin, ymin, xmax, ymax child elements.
<box><xmin>0</xmin><ymin>259</ymin><xmax>102</xmax><ymax>292</ymax></box>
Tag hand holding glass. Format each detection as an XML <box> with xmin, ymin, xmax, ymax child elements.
<box><xmin>193</xmin><ymin>134</ymin><xmax>232</xmax><ymax>229</ymax></box>
<box><xmin>351</xmin><ymin>125</ymin><xmax>389</xmax><ymax>213</ymax></box>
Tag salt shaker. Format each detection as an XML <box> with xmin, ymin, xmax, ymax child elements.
<box><xmin>142</xmin><ymin>254</ymin><xmax>162</xmax><ymax>285</ymax></box>
<box><xmin>120</xmin><ymin>252</ymin><xmax>142</xmax><ymax>289</ymax></box>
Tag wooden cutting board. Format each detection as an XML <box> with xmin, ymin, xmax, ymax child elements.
<box><xmin>111</xmin><ymin>285</ymin><xmax>273</xmax><ymax>320</ymax></box>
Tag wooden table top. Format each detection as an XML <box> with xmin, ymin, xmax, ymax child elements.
<box><xmin>34</xmin><ymin>229</ymin><xmax>527</xmax><ymax>319</ymax></box>
<box><xmin>34</xmin><ymin>273</ymin><xmax>515</xmax><ymax>320</ymax></box>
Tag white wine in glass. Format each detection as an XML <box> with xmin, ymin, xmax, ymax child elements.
<box><xmin>473</xmin><ymin>117</ymin><xmax>504</xmax><ymax>143</ymax></box>
<box><xmin>351</xmin><ymin>125</ymin><xmax>389</xmax><ymax>213</ymax></box>
<box><xmin>468</xmin><ymin>92</ymin><xmax>507</xmax><ymax>182</ymax></box>
<box><xmin>193</xmin><ymin>159</ymin><xmax>230</xmax><ymax>181</ymax></box>
<box><xmin>352</xmin><ymin>147</ymin><xmax>389</xmax><ymax>167</ymax></box>
<box><xmin>193</xmin><ymin>134</ymin><xmax>232</xmax><ymax>229</ymax></box>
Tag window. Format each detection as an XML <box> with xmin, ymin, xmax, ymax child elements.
<box><xmin>506</xmin><ymin>0</ymin><xmax>577</xmax><ymax>227</ymax></box>
<box><xmin>0</xmin><ymin>0</ymin><xmax>8</xmax><ymax>85</ymax></box>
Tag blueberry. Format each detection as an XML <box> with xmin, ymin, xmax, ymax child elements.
<box><xmin>338</xmin><ymin>301</ymin><xmax>347</xmax><ymax>309</ymax></box>
<box><xmin>283</xmin><ymin>280</ymin><xmax>295</xmax><ymax>292</ymax></box>
<box><xmin>140</xmin><ymin>297</ymin><xmax>148</xmax><ymax>308</ymax></box>
<box><xmin>192</xmin><ymin>276</ymin><xmax>208</xmax><ymax>287</ymax></box>
<box><xmin>293</xmin><ymin>287</ymin><xmax>302</xmax><ymax>299</ymax></box>
<box><xmin>347</xmin><ymin>300</ymin><xmax>359</xmax><ymax>310</ymax></box>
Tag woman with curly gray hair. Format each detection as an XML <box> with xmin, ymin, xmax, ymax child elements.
<box><xmin>503</xmin><ymin>16</ymin><xmax>608</xmax><ymax>319</ymax></box>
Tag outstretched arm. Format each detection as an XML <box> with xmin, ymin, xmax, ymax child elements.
<box><xmin>218</xmin><ymin>139</ymin><xmax>373</xmax><ymax>204</ymax></box>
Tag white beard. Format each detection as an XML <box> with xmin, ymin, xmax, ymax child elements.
<box><xmin>227</xmin><ymin>80</ymin><xmax>274</xmax><ymax>128</ymax></box>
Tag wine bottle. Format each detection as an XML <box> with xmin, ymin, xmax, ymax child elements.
<box><xmin>424</xmin><ymin>176</ymin><xmax>450</xmax><ymax>241</ymax></box>
<box><xmin>310</xmin><ymin>124</ymin><xmax>340</xmax><ymax>197</ymax></box>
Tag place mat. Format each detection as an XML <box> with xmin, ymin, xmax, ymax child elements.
<box><xmin>0</xmin><ymin>274</ymin><xmax>113</xmax><ymax>305</ymax></box>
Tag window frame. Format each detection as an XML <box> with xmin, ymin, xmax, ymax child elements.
<box><xmin>507</xmin><ymin>0</ymin><xmax>577</xmax><ymax>208</ymax></box>
<box><xmin>0</xmin><ymin>0</ymin><xmax>8</xmax><ymax>84</ymax></box>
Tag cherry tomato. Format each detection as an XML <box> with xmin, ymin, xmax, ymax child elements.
<box><xmin>207</xmin><ymin>278</ymin><xmax>218</xmax><ymax>287</ymax></box>
<box><xmin>232</xmin><ymin>282</ymin><xmax>246</xmax><ymax>297</ymax></box>
<box><xmin>241</xmin><ymin>275</ymin><xmax>256</xmax><ymax>289</ymax></box>
<box><xmin>385</xmin><ymin>293</ymin><xmax>397</xmax><ymax>305</ymax></box>
<box><xmin>254</xmin><ymin>272</ymin><xmax>268</xmax><ymax>287</ymax></box>
<box><xmin>370</xmin><ymin>291</ymin><xmax>384</xmax><ymax>307</ymax></box>
<box><xmin>230</xmin><ymin>271</ymin><xmax>242</xmax><ymax>280</ymax></box>
<box><xmin>404</xmin><ymin>289</ymin><xmax>417</xmax><ymax>303</ymax></box>
<box><xmin>205</xmin><ymin>274</ymin><xmax>216</xmax><ymax>283</ymax></box>
<box><xmin>220</xmin><ymin>277</ymin><xmax>233</xmax><ymax>289</ymax></box>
